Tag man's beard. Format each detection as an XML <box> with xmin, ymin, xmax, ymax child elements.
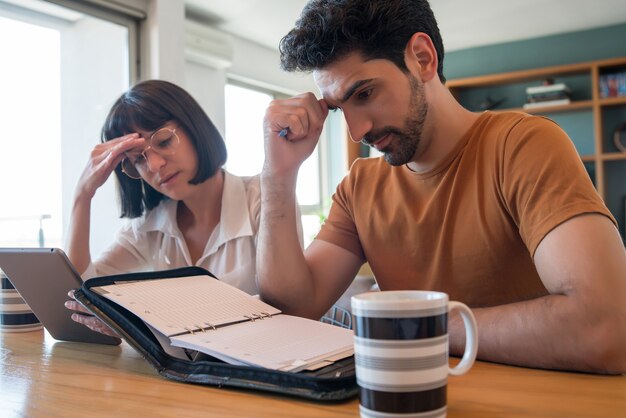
<box><xmin>362</xmin><ymin>75</ymin><xmax>428</xmax><ymax>166</ymax></box>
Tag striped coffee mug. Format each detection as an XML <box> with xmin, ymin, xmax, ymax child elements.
<box><xmin>1</xmin><ymin>269</ymin><xmax>43</xmax><ymax>332</ymax></box>
<box><xmin>351</xmin><ymin>291</ymin><xmax>478</xmax><ymax>418</ymax></box>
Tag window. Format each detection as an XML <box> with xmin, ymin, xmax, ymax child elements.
<box><xmin>223</xmin><ymin>84</ymin><xmax>271</xmax><ymax>177</ymax></box>
<box><xmin>0</xmin><ymin>14</ymin><xmax>61</xmax><ymax>247</ymax></box>
<box><xmin>224</xmin><ymin>82</ymin><xmax>325</xmax><ymax>245</ymax></box>
<box><xmin>0</xmin><ymin>0</ymin><xmax>140</xmax><ymax>255</ymax></box>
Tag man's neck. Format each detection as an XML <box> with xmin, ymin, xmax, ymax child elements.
<box><xmin>407</xmin><ymin>86</ymin><xmax>480</xmax><ymax>173</ymax></box>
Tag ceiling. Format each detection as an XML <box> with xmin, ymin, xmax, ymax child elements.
<box><xmin>186</xmin><ymin>0</ymin><xmax>626</xmax><ymax>52</ymax></box>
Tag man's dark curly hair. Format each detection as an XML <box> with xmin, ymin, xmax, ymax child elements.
<box><xmin>279</xmin><ymin>0</ymin><xmax>445</xmax><ymax>82</ymax></box>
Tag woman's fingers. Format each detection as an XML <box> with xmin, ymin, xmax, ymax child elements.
<box><xmin>95</xmin><ymin>133</ymin><xmax>144</xmax><ymax>168</ymax></box>
<box><xmin>77</xmin><ymin>133</ymin><xmax>145</xmax><ymax>197</ymax></box>
<box><xmin>64</xmin><ymin>299</ymin><xmax>91</xmax><ymax>314</ymax></box>
<box><xmin>65</xmin><ymin>291</ymin><xmax>121</xmax><ymax>339</ymax></box>
<box><xmin>70</xmin><ymin>313</ymin><xmax>120</xmax><ymax>338</ymax></box>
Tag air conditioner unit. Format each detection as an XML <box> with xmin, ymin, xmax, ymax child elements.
<box><xmin>184</xmin><ymin>20</ymin><xmax>234</xmax><ymax>69</ymax></box>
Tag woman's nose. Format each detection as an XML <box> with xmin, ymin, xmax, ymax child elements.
<box><xmin>145</xmin><ymin>150</ymin><xmax>167</xmax><ymax>172</ymax></box>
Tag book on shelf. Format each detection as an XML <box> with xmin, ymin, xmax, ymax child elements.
<box><xmin>599</xmin><ymin>72</ymin><xmax>626</xmax><ymax>98</ymax></box>
<box><xmin>526</xmin><ymin>82</ymin><xmax>570</xmax><ymax>95</ymax></box>
<box><xmin>90</xmin><ymin>274</ymin><xmax>354</xmax><ymax>372</ymax></box>
<box><xmin>526</xmin><ymin>82</ymin><xmax>571</xmax><ymax>105</ymax></box>
<box><xmin>526</xmin><ymin>90</ymin><xmax>571</xmax><ymax>103</ymax></box>
<box><xmin>523</xmin><ymin>97</ymin><xmax>571</xmax><ymax>109</ymax></box>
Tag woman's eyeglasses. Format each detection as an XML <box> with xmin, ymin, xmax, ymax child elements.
<box><xmin>121</xmin><ymin>127</ymin><xmax>180</xmax><ymax>179</ymax></box>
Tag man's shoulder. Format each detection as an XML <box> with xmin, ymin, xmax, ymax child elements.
<box><xmin>470</xmin><ymin>111</ymin><xmax>565</xmax><ymax>153</ymax></box>
<box><xmin>482</xmin><ymin>110</ymin><xmax>559</xmax><ymax>133</ymax></box>
<box><xmin>336</xmin><ymin>157</ymin><xmax>406</xmax><ymax>199</ymax></box>
<box><xmin>349</xmin><ymin>156</ymin><xmax>390</xmax><ymax>174</ymax></box>
<box><xmin>342</xmin><ymin>157</ymin><xmax>393</xmax><ymax>186</ymax></box>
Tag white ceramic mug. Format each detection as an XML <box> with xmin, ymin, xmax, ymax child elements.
<box><xmin>351</xmin><ymin>290</ymin><xmax>478</xmax><ymax>418</ymax></box>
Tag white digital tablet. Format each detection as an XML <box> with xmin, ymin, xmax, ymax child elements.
<box><xmin>0</xmin><ymin>247</ymin><xmax>119</xmax><ymax>345</ymax></box>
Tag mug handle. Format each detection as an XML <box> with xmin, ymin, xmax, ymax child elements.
<box><xmin>448</xmin><ymin>301</ymin><xmax>478</xmax><ymax>376</ymax></box>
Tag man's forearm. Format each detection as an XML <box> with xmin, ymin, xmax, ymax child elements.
<box><xmin>449</xmin><ymin>294</ymin><xmax>626</xmax><ymax>374</ymax></box>
<box><xmin>257</xmin><ymin>92</ymin><xmax>331</xmax><ymax>316</ymax></box>
<box><xmin>257</xmin><ymin>171</ymin><xmax>317</xmax><ymax>317</ymax></box>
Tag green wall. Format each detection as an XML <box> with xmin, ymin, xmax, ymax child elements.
<box><xmin>445</xmin><ymin>23</ymin><xmax>626</xmax><ymax>80</ymax></box>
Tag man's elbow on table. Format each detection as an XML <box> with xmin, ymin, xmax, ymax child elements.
<box><xmin>583</xmin><ymin>311</ymin><xmax>626</xmax><ymax>375</ymax></box>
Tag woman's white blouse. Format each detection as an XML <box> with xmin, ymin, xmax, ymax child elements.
<box><xmin>82</xmin><ymin>171</ymin><xmax>267</xmax><ymax>295</ymax></box>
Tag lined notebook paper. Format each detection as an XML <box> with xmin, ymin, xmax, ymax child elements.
<box><xmin>93</xmin><ymin>275</ymin><xmax>353</xmax><ymax>372</ymax></box>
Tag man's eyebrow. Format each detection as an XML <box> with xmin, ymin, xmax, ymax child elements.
<box><xmin>340</xmin><ymin>79</ymin><xmax>373</xmax><ymax>103</ymax></box>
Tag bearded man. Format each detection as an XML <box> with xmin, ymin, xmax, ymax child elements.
<box><xmin>256</xmin><ymin>0</ymin><xmax>626</xmax><ymax>374</ymax></box>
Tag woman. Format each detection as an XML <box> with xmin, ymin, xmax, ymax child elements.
<box><xmin>65</xmin><ymin>80</ymin><xmax>301</xmax><ymax>337</ymax></box>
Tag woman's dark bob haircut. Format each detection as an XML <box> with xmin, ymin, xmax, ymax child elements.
<box><xmin>101</xmin><ymin>79</ymin><xmax>227</xmax><ymax>218</ymax></box>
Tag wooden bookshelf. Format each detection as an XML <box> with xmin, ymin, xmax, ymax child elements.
<box><xmin>448</xmin><ymin>57</ymin><xmax>626</xmax><ymax>236</ymax></box>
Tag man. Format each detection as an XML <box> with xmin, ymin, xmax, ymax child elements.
<box><xmin>257</xmin><ymin>0</ymin><xmax>626</xmax><ymax>374</ymax></box>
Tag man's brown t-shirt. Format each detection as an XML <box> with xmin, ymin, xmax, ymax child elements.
<box><xmin>317</xmin><ymin>111</ymin><xmax>615</xmax><ymax>307</ymax></box>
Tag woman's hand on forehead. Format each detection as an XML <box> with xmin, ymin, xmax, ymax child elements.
<box><xmin>113</xmin><ymin>133</ymin><xmax>147</xmax><ymax>154</ymax></box>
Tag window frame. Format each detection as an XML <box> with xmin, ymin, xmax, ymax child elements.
<box><xmin>46</xmin><ymin>0</ymin><xmax>143</xmax><ymax>81</ymax></box>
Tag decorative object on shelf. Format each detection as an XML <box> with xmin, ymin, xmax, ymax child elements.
<box><xmin>478</xmin><ymin>95</ymin><xmax>507</xmax><ymax>111</ymax></box>
<box><xmin>523</xmin><ymin>80</ymin><xmax>571</xmax><ymax>109</ymax></box>
<box><xmin>614</xmin><ymin>122</ymin><xmax>626</xmax><ymax>153</ymax></box>
<box><xmin>599</xmin><ymin>72</ymin><xmax>626</xmax><ymax>98</ymax></box>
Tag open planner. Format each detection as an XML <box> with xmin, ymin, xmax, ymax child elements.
<box><xmin>75</xmin><ymin>267</ymin><xmax>358</xmax><ymax>400</ymax></box>
<box><xmin>90</xmin><ymin>273</ymin><xmax>354</xmax><ymax>372</ymax></box>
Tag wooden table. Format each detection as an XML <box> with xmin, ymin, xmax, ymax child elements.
<box><xmin>1</xmin><ymin>330</ymin><xmax>625</xmax><ymax>417</ymax></box>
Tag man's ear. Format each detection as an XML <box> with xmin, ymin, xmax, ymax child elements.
<box><xmin>404</xmin><ymin>32</ymin><xmax>438</xmax><ymax>83</ymax></box>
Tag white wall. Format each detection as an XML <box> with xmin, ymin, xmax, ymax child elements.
<box><xmin>229</xmin><ymin>34</ymin><xmax>318</xmax><ymax>96</ymax></box>
<box><xmin>143</xmin><ymin>0</ymin><xmax>185</xmax><ymax>83</ymax></box>
<box><xmin>184</xmin><ymin>62</ymin><xmax>228</xmax><ymax>135</ymax></box>
<box><xmin>182</xmin><ymin>33</ymin><xmax>318</xmax><ymax>136</ymax></box>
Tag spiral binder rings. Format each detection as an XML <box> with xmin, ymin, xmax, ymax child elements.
<box><xmin>74</xmin><ymin>266</ymin><xmax>358</xmax><ymax>400</ymax></box>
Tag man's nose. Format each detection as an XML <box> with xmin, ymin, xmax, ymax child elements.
<box><xmin>344</xmin><ymin>111</ymin><xmax>373</xmax><ymax>143</ymax></box>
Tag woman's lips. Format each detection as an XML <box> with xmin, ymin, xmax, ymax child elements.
<box><xmin>159</xmin><ymin>172</ymin><xmax>179</xmax><ymax>185</ymax></box>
